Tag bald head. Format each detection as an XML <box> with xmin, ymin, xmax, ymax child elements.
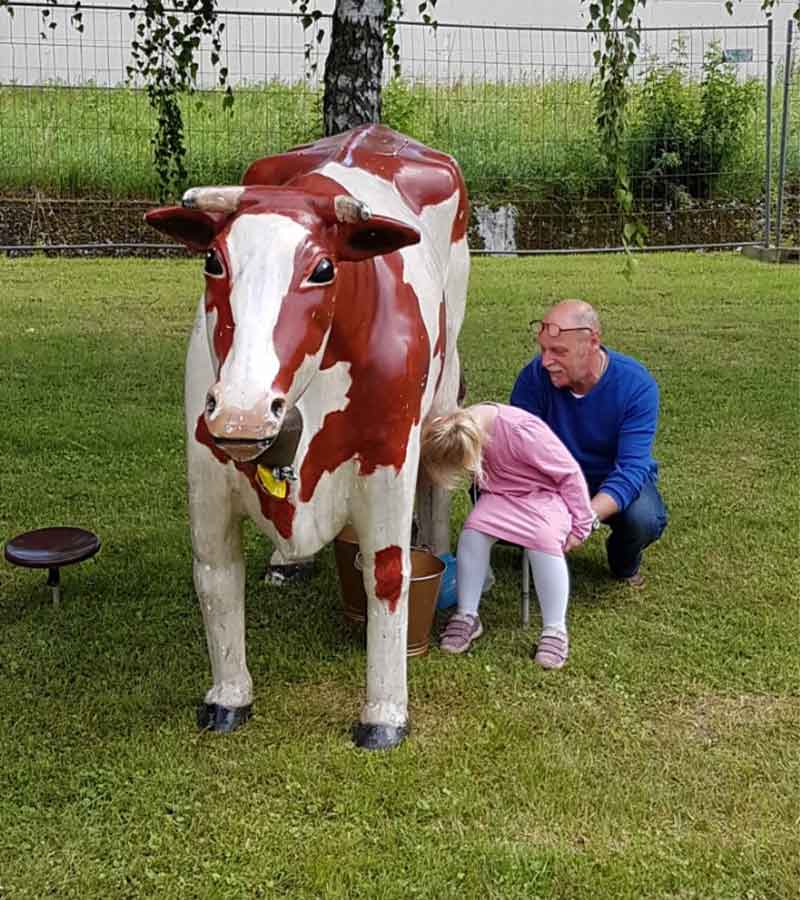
<box><xmin>544</xmin><ymin>299</ymin><xmax>601</xmax><ymax>334</ymax></box>
<box><xmin>536</xmin><ymin>299</ymin><xmax>605</xmax><ymax>394</ymax></box>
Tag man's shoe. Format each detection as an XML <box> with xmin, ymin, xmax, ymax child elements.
<box><xmin>617</xmin><ymin>571</ymin><xmax>645</xmax><ymax>588</ymax></box>
<box><xmin>440</xmin><ymin>613</ymin><xmax>483</xmax><ymax>654</ymax></box>
<box><xmin>533</xmin><ymin>628</ymin><xmax>569</xmax><ymax>670</ymax></box>
<box><xmin>263</xmin><ymin>560</ymin><xmax>316</xmax><ymax>586</ymax></box>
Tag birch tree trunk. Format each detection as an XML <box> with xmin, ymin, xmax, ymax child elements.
<box><xmin>323</xmin><ymin>0</ymin><xmax>385</xmax><ymax>136</ymax></box>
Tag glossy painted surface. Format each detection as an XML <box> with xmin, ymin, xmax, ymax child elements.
<box><xmin>4</xmin><ymin>526</ymin><xmax>100</xmax><ymax>569</ymax></box>
<box><xmin>145</xmin><ymin>125</ymin><xmax>470</xmax><ymax>740</ymax></box>
<box><xmin>374</xmin><ymin>545</ymin><xmax>404</xmax><ymax>614</ymax></box>
<box><xmin>300</xmin><ymin>252</ymin><xmax>431</xmax><ymax>503</ymax></box>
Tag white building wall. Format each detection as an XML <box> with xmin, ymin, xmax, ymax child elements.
<box><xmin>0</xmin><ymin>0</ymin><xmax>791</xmax><ymax>86</ymax></box>
<box><xmin>253</xmin><ymin>0</ymin><xmax>792</xmax><ymax>30</ymax></box>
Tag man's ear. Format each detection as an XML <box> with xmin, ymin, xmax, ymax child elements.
<box><xmin>144</xmin><ymin>207</ymin><xmax>227</xmax><ymax>252</ymax></box>
<box><xmin>335</xmin><ymin>215</ymin><xmax>421</xmax><ymax>262</ymax></box>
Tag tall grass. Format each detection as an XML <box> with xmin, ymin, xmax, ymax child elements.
<box><xmin>2</xmin><ymin>66</ymin><xmax>794</xmax><ymax>202</ymax></box>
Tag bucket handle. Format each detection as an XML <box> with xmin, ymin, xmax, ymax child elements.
<box><xmin>354</xmin><ymin>548</ymin><xmax>440</xmax><ymax>575</ymax></box>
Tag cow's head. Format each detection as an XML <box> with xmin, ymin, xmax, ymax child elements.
<box><xmin>145</xmin><ymin>185</ymin><xmax>420</xmax><ymax>463</ymax></box>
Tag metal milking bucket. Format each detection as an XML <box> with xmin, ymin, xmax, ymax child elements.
<box><xmin>333</xmin><ymin>526</ymin><xmax>445</xmax><ymax>657</ymax></box>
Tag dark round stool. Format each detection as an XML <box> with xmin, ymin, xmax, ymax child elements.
<box><xmin>4</xmin><ymin>527</ymin><xmax>101</xmax><ymax>604</ymax></box>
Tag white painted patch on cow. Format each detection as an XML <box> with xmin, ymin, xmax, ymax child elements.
<box><xmin>340</xmin><ymin>128</ymin><xmax>371</xmax><ymax>166</ymax></box>
<box><xmin>216</xmin><ymin>213</ymin><xmax>309</xmax><ymax>412</ymax></box>
<box><xmin>294</xmin><ymin>360</ymin><xmax>352</xmax><ymax>461</ymax></box>
<box><xmin>204</xmin><ymin>304</ymin><xmax>219</xmax><ymax>370</ymax></box>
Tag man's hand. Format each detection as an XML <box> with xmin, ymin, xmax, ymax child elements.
<box><xmin>591</xmin><ymin>491</ymin><xmax>620</xmax><ymax>522</ymax></box>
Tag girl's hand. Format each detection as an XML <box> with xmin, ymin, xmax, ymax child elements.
<box><xmin>564</xmin><ymin>532</ymin><xmax>584</xmax><ymax>553</ymax></box>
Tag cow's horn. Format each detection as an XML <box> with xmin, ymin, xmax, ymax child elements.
<box><xmin>334</xmin><ymin>195</ymin><xmax>371</xmax><ymax>224</ymax></box>
<box><xmin>182</xmin><ymin>186</ymin><xmax>245</xmax><ymax>213</ymax></box>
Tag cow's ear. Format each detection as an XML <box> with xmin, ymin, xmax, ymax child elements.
<box><xmin>335</xmin><ymin>215</ymin><xmax>421</xmax><ymax>262</ymax></box>
<box><xmin>144</xmin><ymin>207</ymin><xmax>226</xmax><ymax>252</ymax></box>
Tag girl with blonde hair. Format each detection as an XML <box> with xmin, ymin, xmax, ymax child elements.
<box><xmin>421</xmin><ymin>403</ymin><xmax>595</xmax><ymax>667</ymax></box>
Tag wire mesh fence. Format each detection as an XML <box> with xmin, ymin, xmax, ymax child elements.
<box><xmin>774</xmin><ymin>19</ymin><xmax>798</xmax><ymax>249</ymax></box>
<box><xmin>0</xmin><ymin>2</ymin><xmax>796</xmax><ymax>254</ymax></box>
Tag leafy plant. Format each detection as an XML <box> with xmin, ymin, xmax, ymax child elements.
<box><xmin>696</xmin><ymin>44</ymin><xmax>761</xmax><ymax>197</ymax></box>
<box><xmin>627</xmin><ymin>41</ymin><xmax>761</xmax><ymax>201</ymax></box>
<box><xmin>126</xmin><ymin>0</ymin><xmax>232</xmax><ymax>201</ymax></box>
<box><xmin>580</xmin><ymin>0</ymin><xmax>796</xmax><ymax>266</ymax></box>
<box><xmin>585</xmin><ymin>0</ymin><xmax>648</xmax><ymax>265</ymax></box>
<box><xmin>382</xmin><ymin>78</ymin><xmax>418</xmax><ymax>136</ymax></box>
<box><xmin>627</xmin><ymin>39</ymin><xmax>702</xmax><ymax>200</ymax></box>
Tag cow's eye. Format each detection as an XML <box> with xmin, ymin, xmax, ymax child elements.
<box><xmin>308</xmin><ymin>258</ymin><xmax>335</xmax><ymax>284</ymax></box>
<box><xmin>204</xmin><ymin>249</ymin><xmax>225</xmax><ymax>278</ymax></box>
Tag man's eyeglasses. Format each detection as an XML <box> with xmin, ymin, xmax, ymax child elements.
<box><xmin>531</xmin><ymin>320</ymin><xmax>596</xmax><ymax>338</ymax></box>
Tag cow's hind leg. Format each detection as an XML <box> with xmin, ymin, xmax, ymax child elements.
<box><xmin>415</xmin><ymin>473</ymin><xmax>451</xmax><ymax>555</ymax></box>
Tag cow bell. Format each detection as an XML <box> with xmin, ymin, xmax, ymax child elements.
<box><xmin>253</xmin><ymin>407</ymin><xmax>303</xmax><ymax>498</ymax></box>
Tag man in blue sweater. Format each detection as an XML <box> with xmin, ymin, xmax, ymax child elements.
<box><xmin>510</xmin><ymin>299</ymin><xmax>667</xmax><ymax>586</ymax></box>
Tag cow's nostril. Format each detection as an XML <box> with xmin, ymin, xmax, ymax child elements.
<box><xmin>271</xmin><ymin>399</ymin><xmax>286</xmax><ymax>419</ymax></box>
<box><xmin>205</xmin><ymin>393</ymin><xmax>217</xmax><ymax>416</ymax></box>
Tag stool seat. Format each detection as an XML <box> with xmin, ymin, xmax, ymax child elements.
<box><xmin>5</xmin><ymin>527</ymin><xmax>101</xmax><ymax>568</ymax></box>
<box><xmin>5</xmin><ymin>527</ymin><xmax>100</xmax><ymax>604</ymax></box>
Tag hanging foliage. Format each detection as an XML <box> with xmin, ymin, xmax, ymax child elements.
<box><xmin>126</xmin><ymin>0</ymin><xmax>232</xmax><ymax>200</ymax></box>
<box><xmin>583</xmin><ymin>0</ymin><xmax>647</xmax><ymax>263</ymax></box>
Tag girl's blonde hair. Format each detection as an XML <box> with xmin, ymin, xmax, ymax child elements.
<box><xmin>420</xmin><ymin>408</ymin><xmax>486</xmax><ymax>490</ymax></box>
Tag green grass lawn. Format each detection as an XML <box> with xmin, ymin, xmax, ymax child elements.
<box><xmin>0</xmin><ymin>252</ymin><xmax>798</xmax><ymax>900</ymax></box>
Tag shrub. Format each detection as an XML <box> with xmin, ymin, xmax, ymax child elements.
<box><xmin>626</xmin><ymin>40</ymin><xmax>762</xmax><ymax>201</ymax></box>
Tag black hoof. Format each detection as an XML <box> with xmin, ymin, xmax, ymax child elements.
<box><xmin>197</xmin><ymin>702</ymin><xmax>252</xmax><ymax>733</ymax></box>
<box><xmin>352</xmin><ymin>721</ymin><xmax>409</xmax><ymax>750</ymax></box>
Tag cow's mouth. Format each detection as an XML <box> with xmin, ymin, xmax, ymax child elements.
<box><xmin>213</xmin><ymin>435</ymin><xmax>276</xmax><ymax>463</ymax></box>
<box><xmin>211</xmin><ymin>407</ymin><xmax>304</xmax><ymax>468</ymax></box>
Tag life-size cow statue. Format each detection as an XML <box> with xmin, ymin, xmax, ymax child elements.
<box><xmin>145</xmin><ymin>124</ymin><xmax>469</xmax><ymax>750</ymax></box>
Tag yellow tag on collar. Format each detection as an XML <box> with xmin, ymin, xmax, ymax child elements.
<box><xmin>256</xmin><ymin>465</ymin><xmax>287</xmax><ymax>499</ymax></box>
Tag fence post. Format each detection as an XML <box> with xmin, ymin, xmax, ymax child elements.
<box><xmin>764</xmin><ymin>17</ymin><xmax>774</xmax><ymax>247</ymax></box>
<box><xmin>775</xmin><ymin>19</ymin><xmax>794</xmax><ymax>251</ymax></box>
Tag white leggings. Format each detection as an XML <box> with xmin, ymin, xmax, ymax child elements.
<box><xmin>456</xmin><ymin>527</ymin><xmax>570</xmax><ymax>632</ymax></box>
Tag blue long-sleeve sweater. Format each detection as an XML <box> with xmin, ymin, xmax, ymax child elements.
<box><xmin>510</xmin><ymin>349</ymin><xmax>660</xmax><ymax>512</ymax></box>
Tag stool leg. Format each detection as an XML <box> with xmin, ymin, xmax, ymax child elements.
<box><xmin>47</xmin><ymin>567</ymin><xmax>61</xmax><ymax>605</ymax></box>
<box><xmin>521</xmin><ymin>552</ymin><xmax>530</xmax><ymax>627</ymax></box>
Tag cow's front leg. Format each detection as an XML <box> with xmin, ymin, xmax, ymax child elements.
<box><xmin>191</xmin><ymin>494</ymin><xmax>253</xmax><ymax>733</ymax></box>
<box><xmin>351</xmin><ymin>541</ymin><xmax>411</xmax><ymax>750</ymax></box>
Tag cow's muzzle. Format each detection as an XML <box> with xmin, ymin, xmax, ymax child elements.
<box><xmin>204</xmin><ymin>388</ymin><xmax>287</xmax><ymax>462</ymax></box>
<box><xmin>211</xmin><ymin>405</ymin><xmax>303</xmax><ymax>468</ymax></box>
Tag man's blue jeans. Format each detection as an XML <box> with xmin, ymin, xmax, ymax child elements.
<box><xmin>604</xmin><ymin>479</ymin><xmax>668</xmax><ymax>578</ymax></box>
